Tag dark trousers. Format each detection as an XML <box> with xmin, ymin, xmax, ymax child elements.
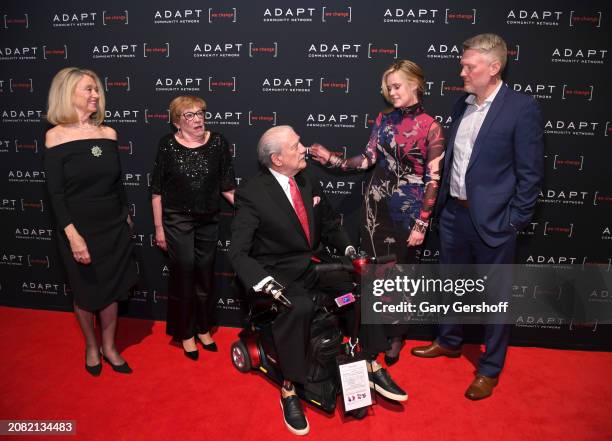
<box><xmin>437</xmin><ymin>198</ymin><xmax>516</xmax><ymax>377</ymax></box>
<box><xmin>272</xmin><ymin>267</ymin><xmax>388</xmax><ymax>384</ymax></box>
<box><xmin>163</xmin><ymin>209</ymin><xmax>218</xmax><ymax>341</ymax></box>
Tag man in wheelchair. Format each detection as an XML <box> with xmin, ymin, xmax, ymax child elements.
<box><xmin>229</xmin><ymin>126</ymin><xmax>407</xmax><ymax>436</ymax></box>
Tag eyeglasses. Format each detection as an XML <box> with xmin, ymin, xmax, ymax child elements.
<box><xmin>182</xmin><ymin>110</ymin><xmax>205</xmax><ymax>121</ymax></box>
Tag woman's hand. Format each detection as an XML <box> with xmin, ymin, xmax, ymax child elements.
<box><xmin>68</xmin><ymin>233</ymin><xmax>91</xmax><ymax>264</ymax></box>
<box><xmin>155</xmin><ymin>225</ymin><xmax>167</xmax><ymax>251</ymax></box>
<box><xmin>406</xmin><ymin>227</ymin><xmax>425</xmax><ymax>247</ymax></box>
<box><xmin>310</xmin><ymin>143</ymin><xmax>332</xmax><ymax>165</ymax></box>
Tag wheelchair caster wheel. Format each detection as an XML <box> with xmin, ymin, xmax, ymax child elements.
<box><xmin>348</xmin><ymin>407</ymin><xmax>368</xmax><ymax>420</ymax></box>
<box><xmin>231</xmin><ymin>340</ymin><xmax>252</xmax><ymax>373</ymax></box>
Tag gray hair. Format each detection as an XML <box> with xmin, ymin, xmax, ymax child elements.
<box><xmin>257</xmin><ymin>125</ymin><xmax>295</xmax><ymax>167</ymax></box>
<box><xmin>462</xmin><ymin>33</ymin><xmax>508</xmax><ymax>73</ymax></box>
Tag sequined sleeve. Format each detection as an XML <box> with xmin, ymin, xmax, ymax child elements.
<box><xmin>150</xmin><ymin>138</ymin><xmax>166</xmax><ymax>195</ymax></box>
<box><xmin>419</xmin><ymin>121</ymin><xmax>445</xmax><ymax>222</ymax></box>
<box><xmin>218</xmin><ymin>134</ymin><xmax>236</xmax><ymax>192</ymax></box>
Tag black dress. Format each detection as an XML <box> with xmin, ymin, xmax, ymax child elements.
<box><xmin>44</xmin><ymin>138</ymin><xmax>137</xmax><ymax>311</ymax></box>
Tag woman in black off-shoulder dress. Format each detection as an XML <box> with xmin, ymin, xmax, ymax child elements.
<box><xmin>44</xmin><ymin>68</ymin><xmax>137</xmax><ymax>376</ymax></box>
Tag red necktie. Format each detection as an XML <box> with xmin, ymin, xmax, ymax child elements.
<box><xmin>289</xmin><ymin>177</ymin><xmax>311</xmax><ymax>246</ymax></box>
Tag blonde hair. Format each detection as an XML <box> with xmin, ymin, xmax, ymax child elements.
<box><xmin>462</xmin><ymin>33</ymin><xmax>508</xmax><ymax>74</ymax></box>
<box><xmin>169</xmin><ymin>95</ymin><xmax>207</xmax><ymax>125</ymax></box>
<box><xmin>46</xmin><ymin>67</ymin><xmax>105</xmax><ymax>125</ymax></box>
<box><xmin>381</xmin><ymin>60</ymin><xmax>426</xmax><ymax>106</ymax></box>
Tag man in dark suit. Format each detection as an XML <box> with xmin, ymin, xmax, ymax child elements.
<box><xmin>411</xmin><ymin>34</ymin><xmax>544</xmax><ymax>400</ymax></box>
<box><xmin>230</xmin><ymin>125</ymin><xmax>406</xmax><ymax>435</ymax></box>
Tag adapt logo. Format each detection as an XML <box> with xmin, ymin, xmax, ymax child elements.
<box><xmin>208</xmin><ymin>8</ymin><xmax>237</xmax><ymax>23</ymax></box>
<box><xmin>21</xmin><ymin>281</ymin><xmax>62</xmax><ymax>296</ymax></box>
<box><xmin>193</xmin><ymin>42</ymin><xmax>243</xmax><ymax>58</ymax></box>
<box><xmin>320</xmin><ymin>180</ymin><xmax>356</xmax><ymax>196</ymax></box>
<box><xmin>511</xmin><ymin>82</ymin><xmax>557</xmax><ymax>100</ymax></box>
<box><xmin>306</xmin><ymin>113</ymin><xmax>359</xmax><ymax>129</ymax></box>
<box><xmin>155</xmin><ymin>77</ymin><xmax>202</xmax><ymax>93</ymax></box>
<box><xmin>444</xmin><ymin>8</ymin><xmax>477</xmax><ymax>24</ymax></box>
<box><xmin>261</xmin><ymin>77</ymin><xmax>315</xmax><ymax>93</ymax></box>
<box><xmin>601</xmin><ymin>226</ymin><xmax>611</xmax><ymax>241</ymax></box>
<box><xmin>205</xmin><ymin>111</ymin><xmax>243</xmax><ymax>126</ymax></box>
<box><xmin>7</xmin><ymin>170</ymin><xmax>45</xmax><ymax>183</ymax></box>
<box><xmin>92</xmin><ymin>43</ymin><xmax>138</xmax><ymax>59</ymax></box>
<box><xmin>427</xmin><ymin>43</ymin><xmax>461</xmax><ymax>60</ymax></box>
<box><xmin>551</xmin><ymin>48</ymin><xmax>607</xmax><ymax>64</ymax></box>
<box><xmin>102</xmin><ymin>10</ymin><xmax>128</xmax><ymax>25</ymax></box>
<box><xmin>208</xmin><ymin>77</ymin><xmax>237</xmax><ymax>92</ymax></box>
<box><xmin>544</xmin><ymin>120</ymin><xmax>599</xmax><ymax>136</ymax></box>
<box><xmin>52</xmin><ymin>11</ymin><xmax>98</xmax><ymax>27</ymax></box>
<box><xmin>104</xmin><ymin>109</ymin><xmax>140</xmax><ymax>124</ymax></box>
<box><xmin>1</xmin><ymin>109</ymin><xmax>43</xmax><ymax>123</ymax></box>
<box><xmin>154</xmin><ymin>9</ymin><xmax>203</xmax><ymax>24</ymax></box>
<box><xmin>15</xmin><ymin>227</ymin><xmax>53</xmax><ymax>241</ymax></box>
<box><xmin>1</xmin><ymin>197</ymin><xmax>17</xmax><ymax>211</ymax></box>
<box><xmin>515</xmin><ymin>315</ymin><xmax>565</xmax><ymax>329</ymax></box>
<box><xmin>308</xmin><ymin>43</ymin><xmax>361</xmax><ymax>59</ymax></box>
<box><xmin>262</xmin><ymin>7</ymin><xmax>316</xmax><ymax>22</ymax></box>
<box><xmin>383</xmin><ymin>8</ymin><xmax>440</xmax><ymax>24</ymax></box>
<box><xmin>216</xmin><ymin>296</ymin><xmax>243</xmax><ymax>311</ymax></box>
<box><xmin>123</xmin><ymin>173</ymin><xmax>144</xmax><ymax>187</ymax></box>
<box><xmin>538</xmin><ymin>189</ymin><xmax>589</xmax><ymax>205</ymax></box>
<box><xmin>1</xmin><ymin>253</ymin><xmax>24</xmax><ymax>267</ymax></box>
<box><xmin>104</xmin><ymin>76</ymin><xmax>131</xmax><ymax>92</ymax></box>
<box><xmin>434</xmin><ymin>115</ymin><xmax>453</xmax><ymax>130</ymax></box>
<box><xmin>0</xmin><ymin>47</ymin><xmax>39</xmax><ymax>61</ymax></box>
<box><xmin>217</xmin><ymin>239</ymin><xmax>231</xmax><ymax>253</ymax></box>
<box><xmin>506</xmin><ymin>9</ymin><xmax>563</xmax><ymax>26</ymax></box>
<box><xmin>3</xmin><ymin>14</ymin><xmax>29</xmax><ymax>29</ymax></box>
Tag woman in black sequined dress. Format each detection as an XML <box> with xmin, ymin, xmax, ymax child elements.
<box><xmin>151</xmin><ymin>96</ymin><xmax>236</xmax><ymax>360</ymax></box>
<box><xmin>44</xmin><ymin>67</ymin><xmax>137</xmax><ymax>376</ymax></box>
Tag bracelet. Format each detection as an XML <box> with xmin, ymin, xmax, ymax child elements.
<box><xmin>413</xmin><ymin>219</ymin><xmax>429</xmax><ymax>234</ymax></box>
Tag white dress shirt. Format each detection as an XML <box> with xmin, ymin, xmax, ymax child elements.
<box><xmin>450</xmin><ymin>81</ymin><xmax>504</xmax><ymax>200</ymax></box>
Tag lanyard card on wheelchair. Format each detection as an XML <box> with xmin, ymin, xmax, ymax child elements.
<box><xmin>336</xmin><ymin>353</ymin><xmax>373</xmax><ymax>413</ymax></box>
<box><xmin>334</xmin><ymin>292</ymin><xmax>356</xmax><ymax>307</ymax></box>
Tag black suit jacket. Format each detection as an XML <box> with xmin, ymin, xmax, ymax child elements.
<box><xmin>229</xmin><ymin>169</ymin><xmax>351</xmax><ymax>290</ymax></box>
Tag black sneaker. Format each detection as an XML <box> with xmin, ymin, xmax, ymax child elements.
<box><xmin>280</xmin><ymin>394</ymin><xmax>310</xmax><ymax>435</ymax></box>
<box><xmin>369</xmin><ymin>367</ymin><xmax>408</xmax><ymax>401</ymax></box>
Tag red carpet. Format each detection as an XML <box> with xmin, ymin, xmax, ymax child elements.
<box><xmin>0</xmin><ymin>306</ymin><xmax>610</xmax><ymax>441</ymax></box>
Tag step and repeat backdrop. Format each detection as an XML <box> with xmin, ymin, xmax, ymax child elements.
<box><xmin>1</xmin><ymin>0</ymin><xmax>610</xmax><ymax>349</ymax></box>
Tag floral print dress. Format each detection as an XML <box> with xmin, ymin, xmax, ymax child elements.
<box><xmin>341</xmin><ymin>103</ymin><xmax>445</xmax><ymax>263</ymax></box>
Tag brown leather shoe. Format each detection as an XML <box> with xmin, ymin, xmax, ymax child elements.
<box><xmin>465</xmin><ymin>375</ymin><xmax>499</xmax><ymax>400</ymax></box>
<box><xmin>411</xmin><ymin>342</ymin><xmax>461</xmax><ymax>358</ymax></box>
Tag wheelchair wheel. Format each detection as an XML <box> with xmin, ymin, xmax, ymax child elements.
<box><xmin>231</xmin><ymin>340</ymin><xmax>252</xmax><ymax>373</ymax></box>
